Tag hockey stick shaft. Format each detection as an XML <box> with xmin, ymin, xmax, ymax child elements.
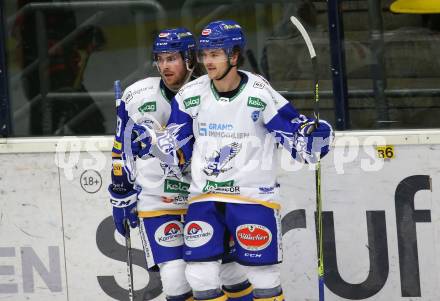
<box><xmin>124</xmin><ymin>221</ymin><xmax>134</xmax><ymax>301</ymax></box>
<box><xmin>290</xmin><ymin>16</ymin><xmax>324</xmax><ymax>301</ymax></box>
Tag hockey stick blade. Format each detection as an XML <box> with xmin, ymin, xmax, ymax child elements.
<box><xmin>290</xmin><ymin>16</ymin><xmax>316</xmax><ymax>59</ymax></box>
<box><xmin>290</xmin><ymin>16</ymin><xmax>320</xmax><ymax>123</ymax></box>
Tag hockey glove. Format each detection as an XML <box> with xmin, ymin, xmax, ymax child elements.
<box><xmin>109</xmin><ymin>154</ymin><xmax>138</xmax><ymax>236</ymax></box>
<box><xmin>109</xmin><ymin>188</ymin><xmax>138</xmax><ymax>236</ymax></box>
<box><xmin>295</xmin><ymin>119</ymin><xmax>333</xmax><ymax>163</ymax></box>
<box><xmin>131</xmin><ymin>123</ymin><xmax>154</xmax><ymax>158</ymax></box>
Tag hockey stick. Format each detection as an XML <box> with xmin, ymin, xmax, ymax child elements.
<box><xmin>124</xmin><ymin>220</ymin><xmax>135</xmax><ymax>301</ymax></box>
<box><xmin>114</xmin><ymin>81</ymin><xmax>135</xmax><ymax>301</ymax></box>
<box><xmin>290</xmin><ymin>16</ymin><xmax>324</xmax><ymax>301</ymax></box>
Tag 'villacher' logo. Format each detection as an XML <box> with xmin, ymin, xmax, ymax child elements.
<box><xmin>236</xmin><ymin>224</ymin><xmax>272</xmax><ymax>251</ymax></box>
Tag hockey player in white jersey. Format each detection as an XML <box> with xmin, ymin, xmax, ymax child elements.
<box><xmin>109</xmin><ymin>28</ymin><xmax>196</xmax><ymax>301</ymax></box>
<box><xmin>135</xmin><ymin>20</ymin><xmax>333</xmax><ymax>301</ymax></box>
<box><xmin>109</xmin><ymin>27</ymin><xmax>253</xmax><ymax>301</ymax></box>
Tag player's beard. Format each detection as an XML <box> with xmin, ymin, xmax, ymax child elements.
<box><xmin>161</xmin><ymin>69</ymin><xmax>187</xmax><ymax>91</ymax></box>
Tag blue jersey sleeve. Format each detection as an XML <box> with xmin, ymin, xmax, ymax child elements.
<box><xmin>264</xmin><ymin>103</ymin><xmax>307</xmax><ymax>159</ymax></box>
<box><xmin>265</xmin><ymin>101</ymin><xmax>334</xmax><ymax>163</ymax></box>
<box><xmin>112</xmin><ymin>98</ymin><xmax>129</xmax><ymax>158</ymax></box>
<box><xmin>110</xmin><ymin>87</ymin><xmax>136</xmax><ymax>195</ymax></box>
<box><xmin>260</xmin><ymin>82</ymin><xmax>308</xmax><ymax>156</ymax></box>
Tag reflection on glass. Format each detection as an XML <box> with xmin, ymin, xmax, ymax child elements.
<box><xmin>11</xmin><ymin>0</ymin><xmax>106</xmax><ymax>135</ymax></box>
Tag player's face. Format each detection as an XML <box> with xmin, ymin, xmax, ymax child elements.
<box><xmin>200</xmin><ymin>49</ymin><xmax>230</xmax><ymax>80</ymax></box>
<box><xmin>156</xmin><ymin>52</ymin><xmax>187</xmax><ymax>90</ymax></box>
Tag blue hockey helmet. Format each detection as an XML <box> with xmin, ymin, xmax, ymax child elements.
<box><xmin>152</xmin><ymin>27</ymin><xmax>196</xmax><ymax>64</ymax></box>
<box><xmin>199</xmin><ymin>20</ymin><xmax>246</xmax><ymax>52</ymax></box>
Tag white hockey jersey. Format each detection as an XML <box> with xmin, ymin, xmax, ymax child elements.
<box><xmin>168</xmin><ymin>71</ymin><xmax>305</xmax><ymax>209</ymax></box>
<box><xmin>122</xmin><ymin>77</ymin><xmax>190</xmax><ymax>217</ymax></box>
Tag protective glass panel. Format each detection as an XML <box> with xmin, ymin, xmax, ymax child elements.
<box><xmin>3</xmin><ymin>0</ymin><xmax>440</xmax><ymax>136</ymax></box>
<box><xmin>342</xmin><ymin>0</ymin><xmax>440</xmax><ymax>129</ymax></box>
<box><xmin>3</xmin><ymin>0</ymin><xmax>335</xmax><ymax>136</ymax></box>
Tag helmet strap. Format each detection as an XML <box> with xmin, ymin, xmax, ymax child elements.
<box><xmin>182</xmin><ymin>50</ymin><xmax>196</xmax><ymax>85</ymax></box>
<box><xmin>216</xmin><ymin>50</ymin><xmax>237</xmax><ymax>81</ymax></box>
<box><xmin>182</xmin><ymin>58</ymin><xmax>195</xmax><ymax>84</ymax></box>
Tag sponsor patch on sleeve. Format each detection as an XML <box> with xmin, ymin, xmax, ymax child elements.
<box><xmin>247</xmin><ymin>97</ymin><xmax>267</xmax><ymax>111</ymax></box>
<box><xmin>183</xmin><ymin>96</ymin><xmax>201</xmax><ymax>109</ymax></box>
<box><xmin>138</xmin><ymin>101</ymin><xmax>157</xmax><ymax>113</ymax></box>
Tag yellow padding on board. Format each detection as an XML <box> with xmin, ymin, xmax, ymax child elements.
<box><xmin>390</xmin><ymin>0</ymin><xmax>440</xmax><ymax>14</ymax></box>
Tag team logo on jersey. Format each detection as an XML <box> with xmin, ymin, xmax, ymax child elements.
<box><xmin>236</xmin><ymin>224</ymin><xmax>272</xmax><ymax>251</ymax></box>
<box><xmin>203</xmin><ymin>142</ymin><xmax>242</xmax><ymax>177</ymax></box>
<box><xmin>202</xmin><ymin>180</ymin><xmax>240</xmax><ymax>194</ymax></box>
<box><xmin>156</xmin><ymin>123</ymin><xmax>185</xmax><ymax>155</ymax></box>
<box><xmin>136</xmin><ymin>123</ymin><xmax>191</xmax><ymax>168</ymax></box>
<box><xmin>184</xmin><ymin>221</ymin><xmax>213</xmax><ymax>247</ymax></box>
<box><xmin>138</xmin><ymin>101</ymin><xmax>157</xmax><ymax>113</ymax></box>
<box><xmin>183</xmin><ymin>96</ymin><xmax>200</xmax><ymax>109</ymax></box>
<box><xmin>247</xmin><ymin>97</ymin><xmax>266</xmax><ymax>111</ymax></box>
<box><xmin>154</xmin><ymin>221</ymin><xmax>184</xmax><ymax>247</ymax></box>
<box><xmin>251</xmin><ymin>110</ymin><xmax>260</xmax><ymax>122</ymax></box>
<box><xmin>164</xmin><ymin>179</ymin><xmax>190</xmax><ymax>194</ymax></box>
<box><xmin>201</xmin><ymin>29</ymin><xmax>211</xmax><ymax>36</ymax></box>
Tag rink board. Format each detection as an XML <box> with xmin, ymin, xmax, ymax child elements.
<box><xmin>0</xmin><ymin>131</ymin><xmax>439</xmax><ymax>301</ymax></box>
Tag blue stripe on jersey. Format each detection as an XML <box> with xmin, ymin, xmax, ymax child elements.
<box><xmin>277</xmin><ymin>102</ymin><xmax>300</xmax><ymax>120</ymax></box>
<box><xmin>168</xmin><ymin>97</ymin><xmax>195</xmax><ymax>164</ymax></box>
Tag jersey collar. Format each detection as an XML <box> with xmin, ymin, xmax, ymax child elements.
<box><xmin>210</xmin><ymin>71</ymin><xmax>248</xmax><ymax>103</ymax></box>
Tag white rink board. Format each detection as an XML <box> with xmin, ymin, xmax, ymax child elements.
<box><xmin>0</xmin><ymin>131</ymin><xmax>439</xmax><ymax>301</ymax></box>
